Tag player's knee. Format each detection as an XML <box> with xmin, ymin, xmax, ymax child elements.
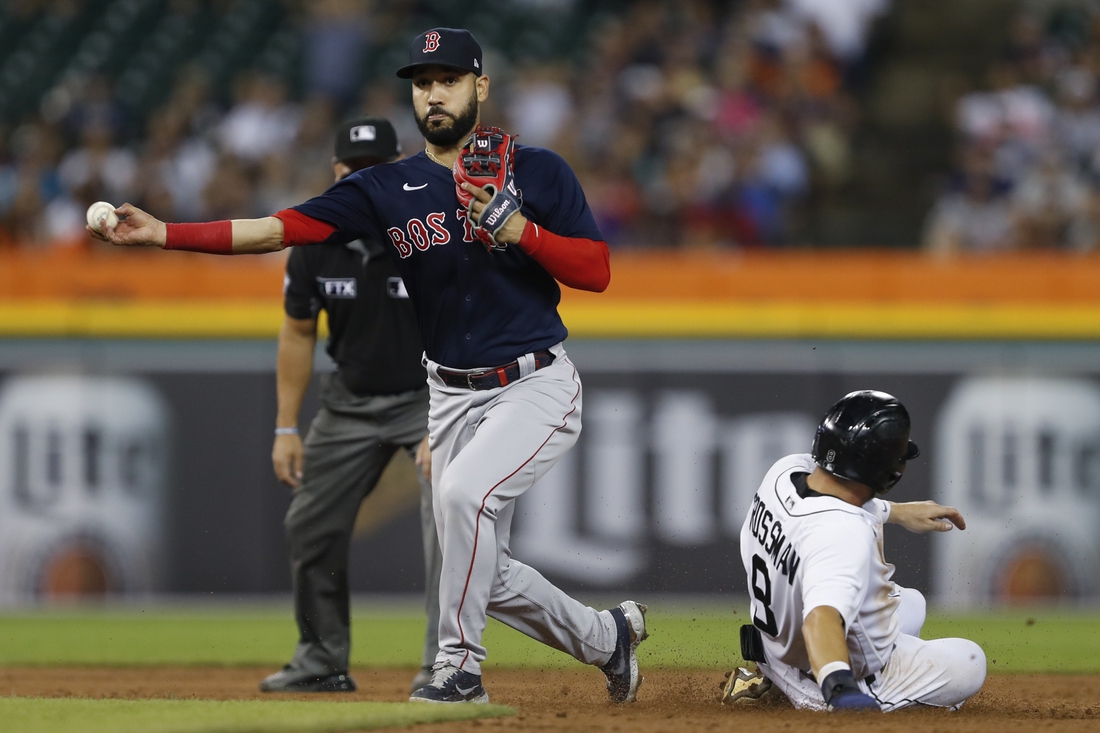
<box><xmin>897</xmin><ymin>587</ymin><xmax>927</xmax><ymax>636</ymax></box>
<box><xmin>438</xmin><ymin>475</ymin><xmax>482</xmax><ymax>517</ymax></box>
<box><xmin>954</xmin><ymin>639</ymin><xmax>987</xmax><ymax>700</ymax></box>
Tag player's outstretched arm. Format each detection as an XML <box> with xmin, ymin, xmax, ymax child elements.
<box><xmin>87</xmin><ymin>203</ymin><xmax>286</xmax><ymax>254</ymax></box>
<box><xmin>886</xmin><ymin>500</ymin><xmax>965</xmax><ymax>533</ymax></box>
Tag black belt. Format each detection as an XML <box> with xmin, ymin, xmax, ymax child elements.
<box><xmin>436</xmin><ymin>350</ymin><xmax>555</xmax><ymax>390</ymax></box>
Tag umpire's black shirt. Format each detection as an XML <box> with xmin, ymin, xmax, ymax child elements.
<box><xmin>283</xmin><ymin>238</ymin><xmax>425</xmax><ymax>396</ymax></box>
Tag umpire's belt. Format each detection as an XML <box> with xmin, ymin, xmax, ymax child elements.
<box><xmin>436</xmin><ymin>350</ymin><xmax>555</xmax><ymax>390</ymax></box>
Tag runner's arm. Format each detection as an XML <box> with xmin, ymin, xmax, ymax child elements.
<box><xmin>803</xmin><ymin>605</ymin><xmax>851</xmax><ymax>678</ymax></box>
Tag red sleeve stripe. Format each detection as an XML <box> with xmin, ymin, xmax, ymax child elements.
<box><xmin>274</xmin><ymin>209</ymin><xmax>337</xmax><ymax>246</ymax></box>
<box><xmin>518</xmin><ymin>220</ymin><xmax>610</xmax><ymax>293</ymax></box>
<box><xmin>164</xmin><ymin>221</ymin><xmax>233</xmax><ymax>254</ymax></box>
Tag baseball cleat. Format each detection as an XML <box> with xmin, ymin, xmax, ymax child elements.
<box><xmin>409</xmin><ymin>666</ymin><xmax>434</xmax><ymax>695</ymax></box>
<box><xmin>259</xmin><ymin>665</ymin><xmax>357</xmax><ymax>693</ymax></box>
<box><xmin>408</xmin><ymin>663</ymin><xmax>490</xmax><ymax>704</ymax></box>
<box><xmin>720</xmin><ymin>666</ymin><xmax>773</xmax><ymax>706</ymax></box>
<box><xmin>601</xmin><ymin>600</ymin><xmax>649</xmax><ymax>703</ymax></box>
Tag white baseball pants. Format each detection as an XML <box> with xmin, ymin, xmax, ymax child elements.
<box><xmin>760</xmin><ymin>588</ymin><xmax>987</xmax><ymax>711</ymax></box>
<box><xmin>424</xmin><ymin>343</ymin><xmax>618</xmax><ymax>676</ymax></box>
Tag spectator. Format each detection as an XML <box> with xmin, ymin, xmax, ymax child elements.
<box><xmin>506</xmin><ymin>64</ymin><xmax>573</xmax><ymax>148</ymax></box>
<box><xmin>57</xmin><ymin>122</ymin><xmax>138</xmax><ymax>207</ymax></box>
<box><xmin>1012</xmin><ymin>148</ymin><xmax>1089</xmax><ymax>249</ymax></box>
<box><xmin>303</xmin><ymin>0</ymin><xmax>371</xmax><ymax>107</ymax></box>
<box><xmin>937</xmin><ymin>4</ymin><xmax>1100</xmax><ymax>251</ymax></box>
<box><xmin>202</xmin><ymin>153</ymin><xmax>256</xmax><ymax>221</ymax></box>
<box><xmin>63</xmin><ymin>74</ymin><xmax>130</xmax><ymax>145</ymax></box>
<box><xmin>133</xmin><ymin>107</ymin><xmax>198</xmax><ymax>222</ymax></box>
<box><xmin>1053</xmin><ymin>66</ymin><xmax>1100</xmax><ymax>170</ymax></box>
<box><xmin>924</xmin><ymin>147</ymin><xmax>1015</xmax><ymax>254</ymax></box>
<box><xmin>218</xmin><ymin>74</ymin><xmax>301</xmax><ymax>165</ymax></box>
<box><xmin>1</xmin><ymin>124</ymin><xmax>64</xmax><ymax>246</ymax></box>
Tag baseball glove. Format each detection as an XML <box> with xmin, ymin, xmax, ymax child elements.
<box><xmin>454</xmin><ymin>125</ymin><xmax>522</xmax><ymax>251</ymax></box>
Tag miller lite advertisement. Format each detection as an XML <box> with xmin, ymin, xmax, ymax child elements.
<box><xmin>0</xmin><ymin>375</ymin><xmax>168</xmax><ymax>604</ymax></box>
<box><xmin>932</xmin><ymin>378</ymin><xmax>1100</xmax><ymax>605</ymax></box>
<box><xmin>1</xmin><ymin>340</ymin><xmax>1098</xmax><ymax>606</ymax></box>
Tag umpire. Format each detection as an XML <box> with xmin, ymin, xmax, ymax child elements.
<box><xmin>261</xmin><ymin>116</ymin><xmax>441</xmax><ymax>693</ymax></box>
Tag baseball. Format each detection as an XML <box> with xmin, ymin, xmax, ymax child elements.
<box><xmin>86</xmin><ymin>201</ymin><xmax>119</xmax><ymax>234</ymax></box>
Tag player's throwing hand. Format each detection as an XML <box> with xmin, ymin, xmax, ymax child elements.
<box><xmin>86</xmin><ymin>203</ymin><xmax>166</xmax><ymax>248</ymax></box>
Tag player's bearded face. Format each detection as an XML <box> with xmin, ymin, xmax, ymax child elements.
<box><xmin>415</xmin><ymin>85</ymin><xmax>479</xmax><ymax>147</ymax></box>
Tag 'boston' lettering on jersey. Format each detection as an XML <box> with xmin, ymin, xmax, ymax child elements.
<box><xmin>749</xmin><ymin>494</ymin><xmax>801</xmax><ymax>585</ymax></box>
<box><xmin>387</xmin><ymin>211</ymin><xmax>450</xmax><ymax>258</ymax></box>
<box><xmin>292</xmin><ymin>146</ymin><xmax>604</xmax><ymax>369</ymax></box>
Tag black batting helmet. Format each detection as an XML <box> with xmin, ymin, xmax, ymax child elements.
<box><xmin>811</xmin><ymin>390</ymin><xmax>920</xmax><ymax>495</ymax></box>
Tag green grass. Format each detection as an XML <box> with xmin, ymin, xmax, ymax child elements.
<box><xmin>0</xmin><ymin>610</ymin><xmax>377</xmax><ymax>667</ymax></box>
<box><xmin>0</xmin><ymin>697</ymin><xmax>513</xmax><ymax>733</ymax></box>
<box><xmin>922</xmin><ymin>611</ymin><xmax>1100</xmax><ymax>674</ymax></box>
<box><xmin>0</xmin><ymin>606</ymin><xmax>1097</xmax><ymax>673</ymax></box>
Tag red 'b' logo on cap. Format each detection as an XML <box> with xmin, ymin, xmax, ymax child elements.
<box><xmin>423</xmin><ymin>32</ymin><xmax>441</xmax><ymax>52</ymax></box>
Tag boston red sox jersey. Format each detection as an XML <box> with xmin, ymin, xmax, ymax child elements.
<box><xmin>290</xmin><ymin>147</ymin><xmax>604</xmax><ymax>369</ymax></box>
<box><xmin>740</xmin><ymin>453</ymin><xmax>900</xmax><ymax>680</ymax></box>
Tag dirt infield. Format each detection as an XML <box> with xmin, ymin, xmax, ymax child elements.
<box><xmin>2</xmin><ymin>666</ymin><xmax>1097</xmax><ymax>732</ymax></box>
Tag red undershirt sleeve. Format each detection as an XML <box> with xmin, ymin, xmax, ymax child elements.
<box><xmin>274</xmin><ymin>209</ymin><xmax>337</xmax><ymax>246</ymax></box>
<box><xmin>517</xmin><ymin>220</ymin><xmax>610</xmax><ymax>292</ymax></box>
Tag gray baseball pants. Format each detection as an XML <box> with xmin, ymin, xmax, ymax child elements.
<box><xmin>423</xmin><ymin>343</ymin><xmax>619</xmax><ymax>676</ymax></box>
<box><xmin>283</xmin><ymin>372</ymin><xmax>442</xmax><ymax>676</ymax></box>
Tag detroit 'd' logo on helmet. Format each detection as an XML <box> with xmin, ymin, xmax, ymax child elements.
<box><xmin>423</xmin><ymin>32</ymin><xmax>441</xmax><ymax>52</ymax></box>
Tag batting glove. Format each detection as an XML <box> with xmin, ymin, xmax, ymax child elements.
<box><xmin>820</xmin><ymin>669</ymin><xmax>880</xmax><ymax>712</ymax></box>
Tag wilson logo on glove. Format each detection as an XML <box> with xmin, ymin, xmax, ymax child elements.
<box><xmin>454</xmin><ymin>125</ymin><xmax>522</xmax><ymax>251</ymax></box>
<box><xmin>483</xmin><ymin>198</ymin><xmax>515</xmax><ymax>227</ymax></box>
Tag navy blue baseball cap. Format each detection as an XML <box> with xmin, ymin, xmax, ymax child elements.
<box><xmin>396</xmin><ymin>28</ymin><xmax>483</xmax><ymax>79</ymax></box>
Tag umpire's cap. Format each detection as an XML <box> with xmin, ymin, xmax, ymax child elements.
<box><xmin>334</xmin><ymin>116</ymin><xmax>400</xmax><ymax>164</ymax></box>
<box><xmin>811</xmin><ymin>390</ymin><xmax>920</xmax><ymax>495</ymax></box>
<box><xmin>396</xmin><ymin>28</ymin><xmax>483</xmax><ymax>79</ymax></box>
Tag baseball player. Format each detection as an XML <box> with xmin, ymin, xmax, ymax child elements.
<box><xmin>722</xmin><ymin>390</ymin><xmax>986</xmax><ymax>712</ymax></box>
<box><xmin>89</xmin><ymin>27</ymin><xmax>648</xmax><ymax>706</ymax></box>
<box><xmin>260</xmin><ymin>116</ymin><xmax>441</xmax><ymax>694</ymax></box>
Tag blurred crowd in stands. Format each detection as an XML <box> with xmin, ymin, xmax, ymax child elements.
<box><xmin>555</xmin><ymin>0</ymin><xmax>887</xmax><ymax>248</ymax></box>
<box><xmin>925</xmin><ymin>5</ymin><xmax>1100</xmax><ymax>253</ymax></box>
<box><xmin>0</xmin><ymin>0</ymin><xmax>889</xmax><ymax>251</ymax></box>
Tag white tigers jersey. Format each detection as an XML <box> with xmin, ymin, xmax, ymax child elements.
<box><xmin>739</xmin><ymin>453</ymin><xmax>901</xmax><ymax>679</ymax></box>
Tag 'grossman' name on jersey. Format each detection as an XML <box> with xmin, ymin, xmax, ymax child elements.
<box><xmin>748</xmin><ymin>493</ymin><xmax>801</xmax><ymax>585</ymax></box>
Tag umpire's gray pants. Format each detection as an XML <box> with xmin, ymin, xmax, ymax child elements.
<box><xmin>284</xmin><ymin>372</ymin><xmax>441</xmax><ymax>676</ymax></box>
